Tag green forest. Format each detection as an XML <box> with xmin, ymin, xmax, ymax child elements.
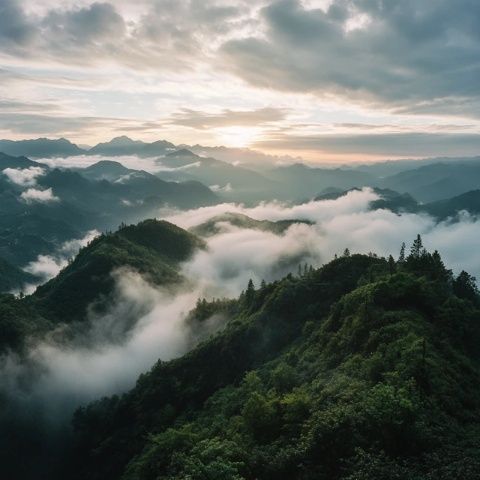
<box><xmin>64</xmin><ymin>235</ymin><xmax>480</xmax><ymax>479</ymax></box>
<box><xmin>1</xmin><ymin>219</ymin><xmax>480</xmax><ymax>479</ymax></box>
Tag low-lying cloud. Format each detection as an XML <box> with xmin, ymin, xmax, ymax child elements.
<box><xmin>163</xmin><ymin>188</ymin><xmax>480</xmax><ymax>280</ymax></box>
<box><xmin>3</xmin><ymin>187</ymin><xmax>480</xmax><ymax>473</ymax></box>
<box><xmin>2</xmin><ymin>166</ymin><xmax>45</xmax><ymax>186</ymax></box>
<box><xmin>24</xmin><ymin>229</ymin><xmax>99</xmax><ymax>289</ymax></box>
<box><xmin>21</xmin><ymin>187</ymin><xmax>59</xmax><ymax>204</ymax></box>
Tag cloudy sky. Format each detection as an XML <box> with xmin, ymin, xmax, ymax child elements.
<box><xmin>1</xmin><ymin>0</ymin><xmax>480</xmax><ymax>162</ymax></box>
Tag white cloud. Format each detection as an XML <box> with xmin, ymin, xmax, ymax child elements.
<box><xmin>4</xmin><ymin>188</ymin><xmax>480</xmax><ymax>449</ymax></box>
<box><xmin>209</xmin><ymin>183</ymin><xmax>233</xmax><ymax>193</ymax></box>
<box><xmin>2</xmin><ymin>166</ymin><xmax>45</xmax><ymax>186</ymax></box>
<box><xmin>20</xmin><ymin>187</ymin><xmax>59</xmax><ymax>204</ymax></box>
<box><xmin>36</xmin><ymin>154</ymin><xmax>162</xmax><ymax>173</ymax></box>
<box><xmin>24</xmin><ymin>229</ymin><xmax>99</xmax><ymax>290</ymax></box>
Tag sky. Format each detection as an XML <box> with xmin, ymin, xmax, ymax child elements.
<box><xmin>1</xmin><ymin>0</ymin><xmax>480</xmax><ymax>163</ymax></box>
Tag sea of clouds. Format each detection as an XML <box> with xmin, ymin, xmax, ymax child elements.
<box><xmin>2</xmin><ymin>169</ymin><xmax>480</xmax><ymax>454</ymax></box>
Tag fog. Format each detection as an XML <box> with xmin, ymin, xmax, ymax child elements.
<box><xmin>164</xmin><ymin>188</ymin><xmax>480</xmax><ymax>279</ymax></box>
<box><xmin>36</xmin><ymin>154</ymin><xmax>176</xmax><ymax>174</ymax></box>
<box><xmin>2</xmin><ymin>187</ymin><xmax>480</xmax><ymax>469</ymax></box>
<box><xmin>23</xmin><ymin>229</ymin><xmax>99</xmax><ymax>293</ymax></box>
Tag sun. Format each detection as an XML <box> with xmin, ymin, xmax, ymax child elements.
<box><xmin>215</xmin><ymin>126</ymin><xmax>262</xmax><ymax>148</ymax></box>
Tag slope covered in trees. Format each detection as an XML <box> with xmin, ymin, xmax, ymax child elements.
<box><xmin>69</xmin><ymin>239</ymin><xmax>480</xmax><ymax>480</ymax></box>
<box><xmin>0</xmin><ymin>257</ymin><xmax>37</xmax><ymax>293</ymax></box>
<box><xmin>190</xmin><ymin>212</ymin><xmax>312</xmax><ymax>237</ymax></box>
<box><xmin>0</xmin><ymin>219</ymin><xmax>205</xmax><ymax>353</ymax></box>
<box><xmin>33</xmin><ymin>219</ymin><xmax>205</xmax><ymax>323</ymax></box>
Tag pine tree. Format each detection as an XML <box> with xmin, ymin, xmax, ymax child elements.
<box><xmin>453</xmin><ymin>271</ymin><xmax>479</xmax><ymax>303</ymax></box>
<box><xmin>245</xmin><ymin>279</ymin><xmax>255</xmax><ymax>304</ymax></box>
<box><xmin>343</xmin><ymin>248</ymin><xmax>350</xmax><ymax>257</ymax></box>
<box><xmin>410</xmin><ymin>234</ymin><xmax>424</xmax><ymax>259</ymax></box>
<box><xmin>398</xmin><ymin>242</ymin><xmax>406</xmax><ymax>264</ymax></box>
<box><xmin>388</xmin><ymin>255</ymin><xmax>396</xmax><ymax>275</ymax></box>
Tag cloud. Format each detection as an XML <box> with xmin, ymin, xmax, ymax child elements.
<box><xmin>210</xmin><ymin>183</ymin><xmax>233</xmax><ymax>193</ymax></box>
<box><xmin>162</xmin><ymin>188</ymin><xmax>480</xmax><ymax>280</ymax></box>
<box><xmin>0</xmin><ymin>0</ymin><xmax>35</xmax><ymax>49</ymax></box>
<box><xmin>167</xmin><ymin>107</ymin><xmax>287</xmax><ymax>130</ymax></box>
<box><xmin>36</xmin><ymin>154</ymin><xmax>161</xmax><ymax>172</ymax></box>
<box><xmin>2</xmin><ymin>166</ymin><xmax>46</xmax><ymax>186</ymax></box>
<box><xmin>0</xmin><ymin>0</ymin><xmax>252</xmax><ymax>70</ymax></box>
<box><xmin>24</xmin><ymin>230</ymin><xmax>99</xmax><ymax>287</ymax></box>
<box><xmin>4</xmin><ymin>187</ymin><xmax>480</xmax><ymax>471</ymax></box>
<box><xmin>220</xmin><ymin>0</ymin><xmax>480</xmax><ymax>117</ymax></box>
<box><xmin>20</xmin><ymin>187</ymin><xmax>59</xmax><ymax>204</ymax></box>
<box><xmin>253</xmin><ymin>132</ymin><xmax>480</xmax><ymax>157</ymax></box>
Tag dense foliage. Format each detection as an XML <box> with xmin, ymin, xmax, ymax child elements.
<box><xmin>70</xmin><ymin>239</ymin><xmax>480</xmax><ymax>479</ymax></box>
<box><xmin>0</xmin><ymin>219</ymin><xmax>203</xmax><ymax>353</ymax></box>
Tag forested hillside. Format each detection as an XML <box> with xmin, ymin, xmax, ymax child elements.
<box><xmin>69</xmin><ymin>239</ymin><xmax>480</xmax><ymax>480</ymax></box>
<box><xmin>0</xmin><ymin>219</ymin><xmax>204</xmax><ymax>353</ymax></box>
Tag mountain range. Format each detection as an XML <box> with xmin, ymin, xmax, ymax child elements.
<box><xmin>1</xmin><ymin>219</ymin><xmax>479</xmax><ymax>479</ymax></box>
<box><xmin>4</xmin><ymin>136</ymin><xmax>480</xmax><ymax>204</ymax></box>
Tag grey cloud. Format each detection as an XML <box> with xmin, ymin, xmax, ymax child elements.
<box><xmin>221</xmin><ymin>0</ymin><xmax>480</xmax><ymax>116</ymax></box>
<box><xmin>167</xmin><ymin>107</ymin><xmax>287</xmax><ymax>129</ymax></box>
<box><xmin>0</xmin><ymin>112</ymin><xmax>164</xmax><ymax>137</ymax></box>
<box><xmin>42</xmin><ymin>2</ymin><xmax>126</xmax><ymax>44</ymax></box>
<box><xmin>253</xmin><ymin>132</ymin><xmax>480</xmax><ymax>157</ymax></box>
<box><xmin>0</xmin><ymin>0</ymin><xmax>253</xmax><ymax>71</ymax></box>
<box><xmin>0</xmin><ymin>0</ymin><xmax>35</xmax><ymax>48</ymax></box>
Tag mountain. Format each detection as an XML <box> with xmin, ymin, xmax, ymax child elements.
<box><xmin>69</xmin><ymin>249</ymin><xmax>480</xmax><ymax>480</ymax></box>
<box><xmin>0</xmin><ymin>219</ymin><xmax>204</xmax><ymax>355</ymax></box>
<box><xmin>190</xmin><ymin>212</ymin><xmax>312</xmax><ymax>237</ymax></box>
<box><xmin>0</xmin><ymin>257</ymin><xmax>37</xmax><ymax>293</ymax></box>
<box><xmin>369</xmin><ymin>188</ymin><xmax>418</xmax><ymax>213</ymax></box>
<box><xmin>423</xmin><ymin>189</ymin><xmax>480</xmax><ymax>219</ymax></box>
<box><xmin>351</xmin><ymin>155</ymin><xmax>480</xmax><ymax>178</ymax></box>
<box><xmin>184</xmin><ymin>144</ymin><xmax>300</xmax><ymax>170</ymax></box>
<box><xmin>0</xmin><ymin>158</ymin><xmax>217</xmax><ymax>268</ymax></box>
<box><xmin>34</xmin><ymin>166</ymin><xmax>218</xmax><ymax>230</ymax></box>
<box><xmin>80</xmin><ymin>160</ymin><xmax>132</xmax><ymax>181</ymax></box>
<box><xmin>0</xmin><ymin>152</ymin><xmax>41</xmax><ymax>169</ymax></box>
<box><xmin>89</xmin><ymin>136</ymin><xmax>175</xmax><ymax>157</ymax></box>
<box><xmin>315</xmin><ymin>187</ymin><xmax>419</xmax><ymax>214</ymax></box>
<box><xmin>267</xmin><ymin>163</ymin><xmax>375</xmax><ymax>200</ymax></box>
<box><xmin>0</xmin><ymin>138</ymin><xmax>84</xmax><ymax>158</ymax></box>
<box><xmin>33</xmin><ymin>219</ymin><xmax>204</xmax><ymax>324</ymax></box>
<box><xmin>0</xmin><ymin>212</ymin><xmax>80</xmax><ymax>266</ymax></box>
<box><xmin>380</xmin><ymin>160</ymin><xmax>480</xmax><ymax>202</ymax></box>
<box><xmin>157</xmin><ymin>149</ymin><xmax>278</xmax><ymax>202</ymax></box>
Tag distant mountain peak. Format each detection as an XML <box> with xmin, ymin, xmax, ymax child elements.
<box><xmin>166</xmin><ymin>148</ymin><xmax>199</xmax><ymax>158</ymax></box>
<box><xmin>104</xmin><ymin>136</ymin><xmax>144</xmax><ymax>146</ymax></box>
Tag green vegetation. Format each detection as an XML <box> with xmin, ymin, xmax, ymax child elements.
<box><xmin>0</xmin><ymin>219</ymin><xmax>204</xmax><ymax>352</ymax></box>
<box><xmin>0</xmin><ymin>256</ymin><xmax>37</xmax><ymax>294</ymax></box>
<box><xmin>70</xmin><ymin>237</ymin><xmax>480</xmax><ymax>479</ymax></box>
<box><xmin>33</xmin><ymin>219</ymin><xmax>204</xmax><ymax>323</ymax></box>
<box><xmin>190</xmin><ymin>212</ymin><xmax>312</xmax><ymax>237</ymax></box>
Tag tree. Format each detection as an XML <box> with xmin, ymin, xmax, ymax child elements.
<box><xmin>388</xmin><ymin>255</ymin><xmax>396</xmax><ymax>275</ymax></box>
<box><xmin>245</xmin><ymin>279</ymin><xmax>255</xmax><ymax>305</ymax></box>
<box><xmin>430</xmin><ymin>250</ymin><xmax>452</xmax><ymax>283</ymax></box>
<box><xmin>398</xmin><ymin>243</ymin><xmax>406</xmax><ymax>264</ymax></box>
<box><xmin>410</xmin><ymin>234</ymin><xmax>424</xmax><ymax>259</ymax></box>
<box><xmin>453</xmin><ymin>271</ymin><xmax>479</xmax><ymax>303</ymax></box>
<box><xmin>343</xmin><ymin>248</ymin><xmax>351</xmax><ymax>257</ymax></box>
